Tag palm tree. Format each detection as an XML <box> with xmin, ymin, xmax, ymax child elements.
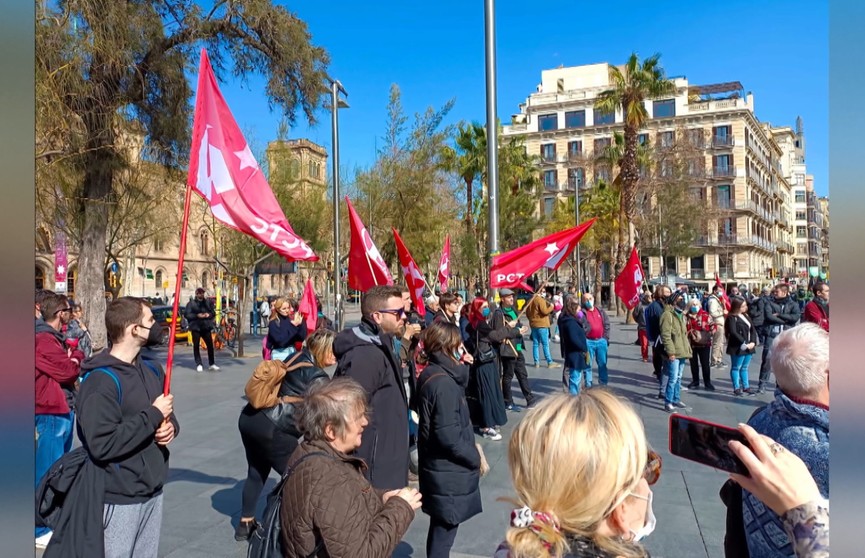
<box><xmin>445</xmin><ymin>122</ymin><xmax>487</xmax><ymax>233</ymax></box>
<box><xmin>595</xmin><ymin>53</ymin><xmax>676</xmax><ymax>274</ymax></box>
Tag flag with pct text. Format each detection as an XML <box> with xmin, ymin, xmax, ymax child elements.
<box><xmin>346</xmin><ymin>197</ymin><xmax>393</xmax><ymax>292</ymax></box>
<box><xmin>490</xmin><ymin>219</ymin><xmax>596</xmax><ymax>290</ymax></box>
<box><xmin>297</xmin><ymin>279</ymin><xmax>318</xmax><ymax>332</ymax></box>
<box><xmin>393</xmin><ymin>229</ymin><xmax>427</xmax><ymax>318</ymax></box>
<box><xmin>187</xmin><ymin>48</ymin><xmax>317</xmax><ymax>262</ymax></box>
<box><xmin>614</xmin><ymin>246</ymin><xmax>644</xmax><ymax>309</ymax></box>
<box><xmin>437</xmin><ymin>235</ymin><xmax>450</xmax><ymax>293</ymax></box>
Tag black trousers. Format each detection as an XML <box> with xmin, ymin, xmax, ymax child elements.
<box><xmin>759</xmin><ymin>333</ymin><xmax>777</xmax><ymax>385</ymax></box>
<box><xmin>501</xmin><ymin>353</ymin><xmax>534</xmax><ymax>406</ymax></box>
<box><xmin>426</xmin><ymin>517</ymin><xmax>460</xmax><ymax>558</ymax></box>
<box><xmin>689</xmin><ymin>345</ymin><xmax>712</xmax><ymax>386</ymax></box>
<box><xmin>651</xmin><ymin>342</ymin><xmax>663</xmax><ymax>378</ymax></box>
<box><xmin>191</xmin><ymin>329</ymin><xmax>215</xmax><ymax>366</ymax></box>
<box><xmin>237</xmin><ymin>406</ymin><xmax>299</xmax><ymax>517</ymax></box>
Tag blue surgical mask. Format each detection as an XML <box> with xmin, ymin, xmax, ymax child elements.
<box><xmin>585</xmin><ymin>300</ymin><xmax>594</xmax><ymax>309</ymax></box>
<box><xmin>482</xmin><ymin>307</ymin><xmax>491</xmax><ymax>318</ymax></box>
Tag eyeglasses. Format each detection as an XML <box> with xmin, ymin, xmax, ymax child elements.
<box><xmin>644</xmin><ymin>449</ymin><xmax>662</xmax><ymax>486</ymax></box>
<box><xmin>378</xmin><ymin>308</ymin><xmax>406</xmax><ymax>318</ymax></box>
<box><xmin>55</xmin><ymin>307</ymin><xmax>72</xmax><ymax>315</ymax></box>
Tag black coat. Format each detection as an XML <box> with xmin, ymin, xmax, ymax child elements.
<box><xmin>266</xmin><ymin>314</ymin><xmax>308</xmax><ymax>350</ymax></box>
<box><xmin>333</xmin><ymin>318</ymin><xmax>409</xmax><ymax>490</ymax></box>
<box><xmin>184</xmin><ymin>297</ymin><xmax>215</xmax><ymax>332</ymax></box>
<box><xmin>260</xmin><ymin>349</ymin><xmax>329</xmax><ymax>437</ymax></box>
<box><xmin>558</xmin><ymin>313</ymin><xmax>589</xmax><ymax>370</ymax></box>
<box><xmin>762</xmin><ymin>296</ymin><xmax>801</xmax><ymax>335</ymax></box>
<box><xmin>725</xmin><ymin>315</ymin><xmax>758</xmax><ymax>356</ymax></box>
<box><xmin>416</xmin><ymin>352</ymin><xmax>482</xmax><ymax>525</ymax></box>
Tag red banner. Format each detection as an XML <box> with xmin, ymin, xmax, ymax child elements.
<box><xmin>54</xmin><ymin>232</ymin><xmax>68</xmax><ymax>294</ymax></box>
<box><xmin>393</xmin><ymin>229</ymin><xmax>427</xmax><ymax>318</ymax></box>
<box><xmin>187</xmin><ymin>49</ymin><xmax>317</xmax><ymax>262</ymax></box>
<box><xmin>437</xmin><ymin>235</ymin><xmax>450</xmax><ymax>293</ymax></box>
<box><xmin>490</xmin><ymin>219</ymin><xmax>596</xmax><ymax>290</ymax></box>
<box><xmin>346</xmin><ymin>197</ymin><xmax>393</xmax><ymax>292</ymax></box>
<box><xmin>297</xmin><ymin>279</ymin><xmax>318</xmax><ymax>332</ymax></box>
<box><xmin>614</xmin><ymin>246</ymin><xmax>644</xmax><ymax>309</ymax></box>
<box><xmin>714</xmin><ymin>273</ymin><xmax>731</xmax><ymax>311</ymax></box>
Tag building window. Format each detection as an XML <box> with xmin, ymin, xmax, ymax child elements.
<box><xmin>687</xmin><ymin>128</ymin><xmax>704</xmax><ymax>147</ymax></box>
<box><xmin>665</xmin><ymin>256</ymin><xmax>678</xmax><ymax>274</ymax></box>
<box><xmin>543</xmin><ymin>170</ymin><xmax>558</xmax><ymax>187</ymax></box>
<box><xmin>544</xmin><ymin>198</ymin><xmax>555</xmax><ymax>217</ymax></box>
<box><xmin>155</xmin><ymin>270</ymin><xmax>163</xmax><ymax>290</ymax></box>
<box><xmin>795</xmin><ymin>210</ymin><xmax>806</xmax><ymax>221</ymax></box>
<box><xmin>567</xmin><ymin>140</ymin><xmax>582</xmax><ymax>157</ymax></box>
<box><xmin>202</xmin><ymin>271</ymin><xmax>210</xmax><ymax>289</ymax></box>
<box><xmin>796</xmin><ymin>226</ymin><xmax>807</xmax><ymax>238</ymax></box>
<box><xmin>795</xmin><ymin>191</ymin><xmax>806</xmax><ymax>203</ymax></box>
<box><xmin>659</xmin><ymin>131</ymin><xmax>675</xmax><ymax>148</ymax></box>
<box><xmin>36</xmin><ymin>266</ymin><xmax>45</xmax><ymax>290</ymax></box>
<box><xmin>593</xmin><ymin>137</ymin><xmax>611</xmax><ymax>154</ymax></box>
<box><xmin>713</xmin><ymin>154</ymin><xmax>733</xmax><ymax>176</ymax></box>
<box><xmin>690</xmin><ymin>255</ymin><xmax>705</xmax><ymax>276</ymax></box>
<box><xmin>541</xmin><ymin>143</ymin><xmax>556</xmax><ymax>162</ymax></box>
<box><xmin>687</xmin><ymin>158</ymin><xmax>704</xmax><ymax>177</ymax></box>
<box><xmin>270</xmin><ymin>274</ymin><xmax>277</xmax><ymax>289</ymax></box>
<box><xmin>713</xmin><ymin>125</ymin><xmax>733</xmax><ymax>146</ymax></box>
<box><xmin>716</xmin><ymin>185</ymin><xmax>732</xmax><ymax>209</ymax></box>
<box><xmin>153</xmin><ymin>238</ymin><xmax>163</xmax><ymax>252</ymax></box>
<box><xmin>659</xmin><ymin>160</ymin><xmax>673</xmax><ymax>178</ymax></box>
<box><xmin>289</xmin><ymin>159</ymin><xmax>301</xmax><ymax>180</ymax></box>
<box><xmin>538</xmin><ymin>113</ymin><xmax>558</xmax><ymax>131</ymax></box>
<box><xmin>637</xmin><ymin>133</ymin><xmax>649</xmax><ymax>146</ymax></box>
<box><xmin>564</xmin><ymin>110</ymin><xmax>586</xmax><ymax>129</ymax></box>
<box><xmin>653</xmin><ymin>99</ymin><xmax>676</xmax><ymax>118</ymax></box>
<box><xmin>593</xmin><ymin>108</ymin><xmax>615</xmax><ymax>125</ymax></box>
<box><xmin>719</xmin><ymin>218</ymin><xmax>734</xmax><ymax>239</ymax></box>
<box><xmin>568</xmin><ymin>167</ymin><xmax>585</xmax><ymax>189</ymax></box>
<box><xmin>199</xmin><ymin>230</ymin><xmax>210</xmax><ymax>256</ymax></box>
<box><xmin>67</xmin><ymin>268</ymin><xmax>76</xmax><ymax>298</ymax></box>
<box><xmin>308</xmin><ymin>161</ymin><xmax>321</xmax><ymax>179</ymax></box>
<box><xmin>595</xmin><ymin>166</ymin><xmax>611</xmax><ymax>183</ymax></box>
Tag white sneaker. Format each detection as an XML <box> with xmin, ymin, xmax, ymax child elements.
<box><xmin>209</xmin><ymin>364</ymin><xmax>220</xmax><ymax>371</ymax></box>
<box><xmin>35</xmin><ymin>531</ymin><xmax>52</xmax><ymax>549</ymax></box>
<box><xmin>554</xmin><ymin>335</ymin><xmax>561</xmax><ymax>342</ymax></box>
<box><xmin>481</xmin><ymin>428</ymin><xmax>502</xmax><ymax>441</ymax></box>
<box><xmin>196</xmin><ymin>365</ymin><xmax>203</xmax><ymax>373</ymax></box>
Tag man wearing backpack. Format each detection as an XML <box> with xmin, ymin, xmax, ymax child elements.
<box><xmin>76</xmin><ymin>297</ymin><xmax>178</xmax><ymax>558</ymax></box>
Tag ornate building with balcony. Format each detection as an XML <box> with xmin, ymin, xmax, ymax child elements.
<box><xmin>502</xmin><ymin>63</ymin><xmax>801</xmax><ymax>287</ymax></box>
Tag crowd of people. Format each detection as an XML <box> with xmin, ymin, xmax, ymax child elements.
<box><xmin>33</xmin><ymin>276</ymin><xmax>829</xmax><ymax>558</ymax></box>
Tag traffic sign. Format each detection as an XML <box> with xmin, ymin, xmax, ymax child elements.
<box><xmin>111</xmin><ymin>262</ymin><xmax>119</xmax><ymax>273</ymax></box>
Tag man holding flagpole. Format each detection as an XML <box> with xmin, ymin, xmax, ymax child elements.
<box><xmin>491</xmin><ymin>289</ymin><xmax>535</xmax><ymax>411</ymax></box>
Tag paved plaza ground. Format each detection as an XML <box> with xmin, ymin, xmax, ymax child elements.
<box><xmin>43</xmin><ymin>306</ymin><xmax>776</xmax><ymax>557</ymax></box>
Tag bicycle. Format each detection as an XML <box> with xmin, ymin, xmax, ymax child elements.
<box><xmin>216</xmin><ymin>309</ymin><xmax>238</xmax><ymax>349</ymax></box>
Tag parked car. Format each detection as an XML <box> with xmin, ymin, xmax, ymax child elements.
<box><xmin>151</xmin><ymin>305</ymin><xmax>191</xmax><ymax>345</ymax></box>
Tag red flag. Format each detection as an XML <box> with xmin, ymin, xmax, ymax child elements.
<box><xmin>614</xmin><ymin>246</ymin><xmax>644</xmax><ymax>309</ymax></box>
<box><xmin>714</xmin><ymin>273</ymin><xmax>731</xmax><ymax>311</ymax></box>
<box><xmin>346</xmin><ymin>197</ymin><xmax>393</xmax><ymax>291</ymax></box>
<box><xmin>187</xmin><ymin>49</ymin><xmax>317</xmax><ymax>262</ymax></box>
<box><xmin>393</xmin><ymin>229</ymin><xmax>427</xmax><ymax>318</ymax></box>
<box><xmin>490</xmin><ymin>219</ymin><xmax>596</xmax><ymax>290</ymax></box>
<box><xmin>297</xmin><ymin>279</ymin><xmax>318</xmax><ymax>332</ymax></box>
<box><xmin>437</xmin><ymin>235</ymin><xmax>450</xmax><ymax>293</ymax></box>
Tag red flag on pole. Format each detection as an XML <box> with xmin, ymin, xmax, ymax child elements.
<box><xmin>490</xmin><ymin>219</ymin><xmax>596</xmax><ymax>291</ymax></box>
<box><xmin>714</xmin><ymin>272</ymin><xmax>731</xmax><ymax>311</ymax></box>
<box><xmin>393</xmin><ymin>229</ymin><xmax>427</xmax><ymax>318</ymax></box>
<box><xmin>437</xmin><ymin>235</ymin><xmax>450</xmax><ymax>293</ymax></box>
<box><xmin>346</xmin><ymin>197</ymin><xmax>393</xmax><ymax>291</ymax></box>
<box><xmin>187</xmin><ymin>49</ymin><xmax>318</xmax><ymax>262</ymax></box>
<box><xmin>614</xmin><ymin>246</ymin><xmax>644</xmax><ymax>309</ymax></box>
<box><xmin>297</xmin><ymin>279</ymin><xmax>318</xmax><ymax>332</ymax></box>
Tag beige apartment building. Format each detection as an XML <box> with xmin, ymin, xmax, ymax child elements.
<box><xmin>502</xmin><ymin>63</ymin><xmax>801</xmax><ymax>287</ymax></box>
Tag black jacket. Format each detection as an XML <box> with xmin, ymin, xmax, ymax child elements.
<box><xmin>77</xmin><ymin>352</ymin><xmax>179</xmax><ymax>504</ymax></box>
<box><xmin>749</xmin><ymin>295</ymin><xmax>770</xmax><ymax>328</ymax></box>
<box><xmin>257</xmin><ymin>349</ymin><xmax>329</xmax><ymax>437</ymax></box>
<box><xmin>490</xmin><ymin>307</ymin><xmax>524</xmax><ymax>359</ymax></box>
<box><xmin>266</xmin><ymin>314</ymin><xmax>308</xmax><ymax>350</ymax></box>
<box><xmin>558</xmin><ymin>313</ymin><xmax>589</xmax><ymax>369</ymax></box>
<box><xmin>762</xmin><ymin>296</ymin><xmax>801</xmax><ymax>335</ymax></box>
<box><xmin>464</xmin><ymin>319</ymin><xmax>509</xmax><ymax>360</ymax></box>
<box><xmin>37</xmin><ymin>447</ymin><xmax>105</xmax><ymax>558</ymax></box>
<box><xmin>416</xmin><ymin>352</ymin><xmax>482</xmax><ymax>525</ymax></box>
<box><xmin>645</xmin><ymin>300</ymin><xmax>665</xmax><ymax>343</ymax></box>
<box><xmin>725</xmin><ymin>315</ymin><xmax>758</xmax><ymax>356</ymax></box>
<box><xmin>333</xmin><ymin>318</ymin><xmax>409</xmax><ymax>490</ymax></box>
<box><xmin>184</xmin><ymin>297</ymin><xmax>215</xmax><ymax>332</ymax></box>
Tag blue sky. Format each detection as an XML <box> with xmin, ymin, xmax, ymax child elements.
<box><xmin>218</xmin><ymin>0</ymin><xmax>828</xmax><ymax>196</ymax></box>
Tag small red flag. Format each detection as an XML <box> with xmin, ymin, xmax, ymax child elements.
<box><xmin>297</xmin><ymin>279</ymin><xmax>318</xmax><ymax>332</ymax></box>
<box><xmin>437</xmin><ymin>235</ymin><xmax>450</xmax><ymax>293</ymax></box>
<box><xmin>393</xmin><ymin>229</ymin><xmax>427</xmax><ymax>318</ymax></box>
<box><xmin>346</xmin><ymin>197</ymin><xmax>393</xmax><ymax>292</ymax></box>
<box><xmin>614</xmin><ymin>246</ymin><xmax>644</xmax><ymax>309</ymax></box>
<box><xmin>490</xmin><ymin>219</ymin><xmax>596</xmax><ymax>290</ymax></box>
<box><xmin>187</xmin><ymin>49</ymin><xmax>317</xmax><ymax>262</ymax></box>
<box><xmin>714</xmin><ymin>273</ymin><xmax>731</xmax><ymax>311</ymax></box>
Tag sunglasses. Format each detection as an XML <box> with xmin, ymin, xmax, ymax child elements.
<box><xmin>645</xmin><ymin>449</ymin><xmax>662</xmax><ymax>486</ymax></box>
<box><xmin>378</xmin><ymin>308</ymin><xmax>406</xmax><ymax>318</ymax></box>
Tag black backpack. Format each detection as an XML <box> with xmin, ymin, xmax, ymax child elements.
<box><xmin>247</xmin><ymin>451</ymin><xmax>332</xmax><ymax>558</ymax></box>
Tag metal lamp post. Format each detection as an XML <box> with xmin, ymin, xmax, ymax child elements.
<box><xmin>329</xmin><ymin>79</ymin><xmax>349</xmax><ymax>330</ymax></box>
<box><xmin>484</xmin><ymin>0</ymin><xmax>499</xmax><ymax>292</ymax></box>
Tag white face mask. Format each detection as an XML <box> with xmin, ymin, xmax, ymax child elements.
<box><xmin>627</xmin><ymin>490</ymin><xmax>656</xmax><ymax>542</ymax></box>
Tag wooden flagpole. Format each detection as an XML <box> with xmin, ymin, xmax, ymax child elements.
<box><xmin>163</xmin><ymin>183</ymin><xmax>195</xmax><ymax>395</ymax></box>
<box><xmin>513</xmin><ymin>268</ymin><xmax>556</xmax><ymax>323</ymax></box>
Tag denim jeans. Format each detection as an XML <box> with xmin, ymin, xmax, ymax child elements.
<box><xmin>35</xmin><ymin>411</ymin><xmax>74</xmax><ymax>536</ymax></box>
<box><xmin>567</xmin><ymin>366</ymin><xmax>592</xmax><ymax>394</ymax></box>
<box><xmin>730</xmin><ymin>353</ymin><xmax>753</xmax><ymax>390</ymax></box>
<box><xmin>664</xmin><ymin>358</ymin><xmax>687</xmax><ymax>404</ymax></box>
<box><xmin>585</xmin><ymin>338</ymin><xmax>609</xmax><ymax>385</ymax></box>
<box><xmin>530</xmin><ymin>327</ymin><xmax>553</xmax><ymax>364</ymax></box>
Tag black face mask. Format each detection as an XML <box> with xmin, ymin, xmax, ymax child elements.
<box><xmin>138</xmin><ymin>323</ymin><xmax>163</xmax><ymax>348</ymax></box>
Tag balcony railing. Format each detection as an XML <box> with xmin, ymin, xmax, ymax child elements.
<box><xmin>566</xmin><ymin>151</ymin><xmax>585</xmax><ymax>162</ymax></box>
<box><xmin>711</xmin><ymin>136</ymin><xmax>735</xmax><ymax>148</ymax></box>
<box><xmin>540</xmin><ymin>153</ymin><xmax>557</xmax><ymax>164</ymax></box>
<box><xmin>712</xmin><ymin>166</ymin><xmax>737</xmax><ymax>179</ymax></box>
<box><xmin>693</xmin><ymin>234</ymin><xmax>775</xmax><ymax>251</ymax></box>
<box><xmin>690</xmin><ymin>269</ymin><xmax>706</xmax><ymax>280</ymax></box>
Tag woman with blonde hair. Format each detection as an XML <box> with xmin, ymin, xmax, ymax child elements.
<box><xmin>495</xmin><ymin>390</ymin><xmax>661</xmax><ymax>558</ymax></box>
<box><xmin>266</xmin><ymin>296</ymin><xmax>307</xmax><ymax>361</ymax></box>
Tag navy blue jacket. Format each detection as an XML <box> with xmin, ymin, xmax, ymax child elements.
<box><xmin>266</xmin><ymin>315</ymin><xmax>308</xmax><ymax>350</ymax></box>
<box><xmin>644</xmin><ymin>300</ymin><xmax>665</xmax><ymax>343</ymax></box>
<box><xmin>558</xmin><ymin>313</ymin><xmax>589</xmax><ymax>370</ymax></box>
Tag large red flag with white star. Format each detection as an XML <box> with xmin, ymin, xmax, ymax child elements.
<box><xmin>393</xmin><ymin>228</ymin><xmax>427</xmax><ymax>318</ymax></box>
<box><xmin>437</xmin><ymin>235</ymin><xmax>450</xmax><ymax>293</ymax></box>
<box><xmin>187</xmin><ymin>48</ymin><xmax>317</xmax><ymax>262</ymax></box>
<box><xmin>346</xmin><ymin>197</ymin><xmax>393</xmax><ymax>291</ymax></box>
<box><xmin>490</xmin><ymin>219</ymin><xmax>596</xmax><ymax>291</ymax></box>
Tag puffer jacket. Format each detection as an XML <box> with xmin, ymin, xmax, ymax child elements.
<box><xmin>659</xmin><ymin>306</ymin><xmax>692</xmax><ymax>359</ymax></box>
<box><xmin>280</xmin><ymin>439</ymin><xmax>415</xmax><ymax>558</ymax></box>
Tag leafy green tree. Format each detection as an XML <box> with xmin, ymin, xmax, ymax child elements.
<box><xmin>36</xmin><ymin>0</ymin><xmax>329</xmax><ymax>348</ymax></box>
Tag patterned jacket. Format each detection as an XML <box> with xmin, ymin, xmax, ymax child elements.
<box><xmin>782</xmin><ymin>499</ymin><xmax>829</xmax><ymax>558</ymax></box>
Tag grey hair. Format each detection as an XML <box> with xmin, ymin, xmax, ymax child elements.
<box><xmin>769</xmin><ymin>323</ymin><xmax>829</xmax><ymax>398</ymax></box>
<box><xmin>295</xmin><ymin>377</ymin><xmax>368</xmax><ymax>442</ymax></box>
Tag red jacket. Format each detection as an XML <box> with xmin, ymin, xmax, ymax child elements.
<box><xmin>35</xmin><ymin>322</ymin><xmax>84</xmax><ymax>415</ymax></box>
<box><xmin>802</xmin><ymin>300</ymin><xmax>829</xmax><ymax>332</ymax></box>
<box><xmin>686</xmin><ymin>309</ymin><xmax>716</xmax><ymax>346</ymax></box>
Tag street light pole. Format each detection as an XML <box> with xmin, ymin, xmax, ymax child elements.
<box><xmin>484</xmin><ymin>0</ymin><xmax>499</xmax><ymax>290</ymax></box>
<box><xmin>330</xmin><ymin>79</ymin><xmax>348</xmax><ymax>330</ymax></box>
<box><xmin>574</xmin><ymin>184</ymin><xmax>581</xmax><ymax>292</ymax></box>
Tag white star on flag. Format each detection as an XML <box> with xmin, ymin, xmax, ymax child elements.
<box><xmin>543</xmin><ymin>242</ymin><xmax>570</xmax><ymax>269</ymax></box>
<box><xmin>57</xmin><ymin>265</ymin><xmax>65</xmax><ymax>275</ymax></box>
<box><xmin>544</xmin><ymin>242</ymin><xmax>559</xmax><ymax>255</ymax></box>
<box><xmin>234</xmin><ymin>144</ymin><xmax>260</xmax><ymax>171</ymax></box>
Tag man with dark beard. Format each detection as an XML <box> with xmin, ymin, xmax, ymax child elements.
<box><xmin>757</xmin><ymin>284</ymin><xmax>801</xmax><ymax>393</ymax></box>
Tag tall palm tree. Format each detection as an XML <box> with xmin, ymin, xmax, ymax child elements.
<box><xmin>445</xmin><ymin>122</ymin><xmax>487</xmax><ymax>233</ymax></box>
<box><xmin>595</xmin><ymin>53</ymin><xmax>676</xmax><ymax>274</ymax></box>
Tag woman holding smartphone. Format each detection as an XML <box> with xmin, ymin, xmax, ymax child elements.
<box><xmin>725</xmin><ymin>297</ymin><xmax>758</xmax><ymax>396</ymax></box>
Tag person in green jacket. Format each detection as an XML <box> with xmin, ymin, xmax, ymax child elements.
<box><xmin>659</xmin><ymin>291</ymin><xmax>693</xmax><ymax>412</ymax></box>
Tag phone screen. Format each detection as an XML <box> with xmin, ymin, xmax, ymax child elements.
<box><xmin>668</xmin><ymin>415</ymin><xmax>750</xmax><ymax>476</ymax></box>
